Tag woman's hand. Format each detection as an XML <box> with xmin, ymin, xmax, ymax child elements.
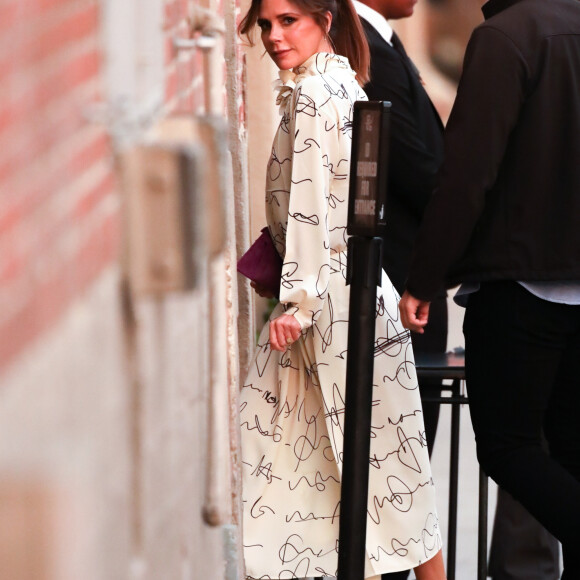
<box><xmin>250</xmin><ymin>281</ymin><xmax>275</xmax><ymax>299</ymax></box>
<box><xmin>269</xmin><ymin>314</ymin><xmax>301</xmax><ymax>352</ymax></box>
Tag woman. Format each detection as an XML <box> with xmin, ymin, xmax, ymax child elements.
<box><xmin>238</xmin><ymin>0</ymin><xmax>446</xmax><ymax>577</ymax></box>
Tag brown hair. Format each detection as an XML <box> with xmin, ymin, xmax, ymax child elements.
<box><xmin>238</xmin><ymin>0</ymin><xmax>370</xmax><ymax>85</ymax></box>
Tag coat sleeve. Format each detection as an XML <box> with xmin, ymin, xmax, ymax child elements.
<box><xmin>278</xmin><ymin>77</ymin><xmax>340</xmax><ymax>330</ymax></box>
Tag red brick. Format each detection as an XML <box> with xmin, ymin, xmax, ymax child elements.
<box><xmin>36</xmin><ymin>0</ymin><xmax>75</xmax><ymax>14</ymax></box>
<box><xmin>73</xmin><ymin>169</ymin><xmax>116</xmax><ymax>219</ymax></box>
<box><xmin>164</xmin><ymin>35</ymin><xmax>176</xmax><ymax>65</ymax></box>
<box><xmin>65</xmin><ymin>132</ymin><xmax>111</xmax><ymax>179</ymax></box>
<box><xmin>0</xmin><ymin>3</ymin><xmax>22</xmax><ymax>32</ymax></box>
<box><xmin>164</xmin><ymin>1</ymin><xmax>181</xmax><ymax>30</ymax></box>
<box><xmin>35</xmin><ymin>49</ymin><xmax>101</xmax><ymax>110</ymax></box>
<box><xmin>0</xmin><ymin>211</ymin><xmax>121</xmax><ymax>371</ymax></box>
<box><xmin>0</xmin><ymin>4</ymin><xmax>99</xmax><ymax>75</ymax></box>
<box><xmin>0</xmin><ymin>129</ymin><xmax>110</xmax><ymax>243</ymax></box>
<box><xmin>0</xmin><ymin>49</ymin><xmax>99</xmax><ymax>146</ymax></box>
<box><xmin>0</xmin><ymin>96</ymin><xmax>31</xmax><ymax>137</ymax></box>
<box><xmin>0</xmin><ymin>247</ymin><xmax>25</xmax><ymax>285</ymax></box>
<box><xmin>165</xmin><ymin>67</ymin><xmax>178</xmax><ymax>103</ymax></box>
<box><xmin>36</xmin><ymin>4</ymin><xmax>99</xmax><ymax>60</ymax></box>
<box><xmin>176</xmin><ymin>0</ymin><xmax>188</xmax><ymax>21</ymax></box>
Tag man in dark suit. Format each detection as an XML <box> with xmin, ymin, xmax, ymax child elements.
<box><xmin>353</xmin><ymin>1</ymin><xmax>447</xmax><ymax>577</ymax></box>
<box><xmin>354</xmin><ymin>0</ymin><xmax>447</xmax><ymax>466</ymax></box>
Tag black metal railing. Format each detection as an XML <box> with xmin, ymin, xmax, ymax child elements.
<box><xmin>416</xmin><ymin>351</ymin><xmax>488</xmax><ymax>580</ymax></box>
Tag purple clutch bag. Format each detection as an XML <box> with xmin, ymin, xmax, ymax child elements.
<box><xmin>237</xmin><ymin>227</ymin><xmax>282</xmax><ymax>298</ymax></box>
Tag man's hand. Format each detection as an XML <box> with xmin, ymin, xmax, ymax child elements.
<box><xmin>399</xmin><ymin>290</ymin><xmax>431</xmax><ymax>334</ymax></box>
<box><xmin>269</xmin><ymin>314</ymin><xmax>301</xmax><ymax>352</ymax></box>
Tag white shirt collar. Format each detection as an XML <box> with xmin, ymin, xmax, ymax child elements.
<box><xmin>353</xmin><ymin>0</ymin><xmax>394</xmax><ymax>46</ymax></box>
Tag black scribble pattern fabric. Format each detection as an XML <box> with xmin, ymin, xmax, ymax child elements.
<box><xmin>240</xmin><ymin>53</ymin><xmax>441</xmax><ymax>579</ymax></box>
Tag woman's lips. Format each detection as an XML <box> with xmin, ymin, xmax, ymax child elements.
<box><xmin>273</xmin><ymin>49</ymin><xmax>291</xmax><ymax>59</ymax></box>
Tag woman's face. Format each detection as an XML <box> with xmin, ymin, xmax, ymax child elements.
<box><xmin>257</xmin><ymin>0</ymin><xmax>332</xmax><ymax>70</ymax></box>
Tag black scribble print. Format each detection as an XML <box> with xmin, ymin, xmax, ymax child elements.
<box><xmin>330</xmin><ymin>225</ymin><xmax>349</xmax><ymax>246</ymax></box>
<box><xmin>341</xmin><ymin>116</ymin><xmax>354</xmax><ymax>136</ymax></box>
<box><xmin>280</xmin><ymin>111</ymin><xmax>291</xmax><ymax>134</ymax></box>
<box><xmin>375</xmin><ymin>330</ymin><xmax>408</xmax><ymax>358</ymax></box>
<box><xmin>279</xmin><ymin>349</ymin><xmax>300</xmax><ymax>372</ymax></box>
<box><xmin>292</xmin><ymin>407</ymin><xmax>333</xmax><ymax>470</ymax></box>
<box><xmin>368</xmin><ymin>425</ymin><xmax>425</xmax><ymax>474</ymax></box>
<box><xmin>377</xmin><ymin>294</ymin><xmax>386</xmax><ymax>317</ymax></box>
<box><xmin>280</xmin><ymin>261</ymin><xmax>302</xmax><ymax>290</ymax></box>
<box><xmin>294</xmin><ymin>90</ymin><xmax>317</xmax><ymax>118</ymax></box>
<box><xmin>368</xmin><ymin>512</ymin><xmax>440</xmax><ymax>562</ymax></box>
<box><xmin>241</xmin><ymin>54</ymin><xmax>441</xmax><ymax>579</ymax></box>
<box><xmin>250</xmin><ymin>454</ymin><xmax>283</xmax><ymax>484</ymax></box>
<box><xmin>388</xmin><ymin>409</ymin><xmax>423</xmax><ymax>426</ymax></box>
<box><xmin>294</xmin><ymin>135</ymin><xmax>321</xmax><ymax>155</ymax></box>
<box><xmin>335</xmin><ymin>157</ymin><xmax>349</xmax><ymax>180</ymax></box>
<box><xmin>315</xmin><ymin>264</ymin><xmax>331</xmax><ymax>299</ymax></box>
<box><xmin>250</xmin><ymin>496</ymin><xmax>276</xmax><ymax>519</ymax></box>
<box><xmin>279</xmin><ymin>534</ymin><xmax>338</xmax><ymax>566</ymax></box>
<box><xmin>304</xmin><ymin>361</ymin><xmax>327</xmax><ymax>384</ymax></box>
<box><xmin>266</xmin><ymin>189</ymin><xmax>289</xmax><ymax>207</ymax></box>
<box><xmin>322</xmin><ymin>78</ymin><xmax>349</xmax><ymax>101</ymax></box>
<box><xmin>288</xmin><ymin>471</ymin><xmax>340</xmax><ymax>492</ymax></box>
<box><xmin>254</xmin><ymin>341</ymin><xmax>276</xmax><ymax>378</ymax></box>
<box><xmin>289</xmin><ymin>212</ymin><xmax>319</xmax><ymax>226</ymax></box>
<box><xmin>323</xmin><ymin>383</ymin><xmax>346</xmax><ymax>463</ymax></box>
<box><xmin>268</xmin><ymin>150</ymin><xmax>292</xmax><ymax>182</ymax></box>
<box><xmin>241</xmin><ymin>414</ymin><xmax>284</xmax><ymax>443</ymax></box>
<box><xmin>370</xmin><ymin>421</ymin><xmax>386</xmax><ymax>439</ymax></box>
<box><xmin>269</xmin><ymin>390</ymin><xmax>300</xmax><ymax>425</ymax></box>
<box><xmin>322</xmin><ymin>154</ymin><xmax>335</xmax><ymax>176</ymax></box>
<box><xmin>330</xmin><ymin>250</ymin><xmax>347</xmax><ymax>272</ymax></box>
<box><xmin>382</xmin><ymin>342</ymin><xmax>418</xmax><ymax>391</ymax></box>
<box><xmin>312</xmin><ymin>293</ymin><xmax>347</xmax><ymax>355</ymax></box>
<box><xmin>285</xmin><ymin>501</ymin><xmax>340</xmax><ymax>524</ymax></box>
<box><xmin>271</xmin><ymin>224</ymin><xmax>287</xmax><ymax>255</ymax></box>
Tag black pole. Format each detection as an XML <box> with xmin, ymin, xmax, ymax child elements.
<box><xmin>447</xmin><ymin>379</ymin><xmax>461</xmax><ymax>580</ymax></box>
<box><xmin>477</xmin><ymin>469</ymin><xmax>488</xmax><ymax>580</ymax></box>
<box><xmin>337</xmin><ymin>235</ymin><xmax>383</xmax><ymax>580</ymax></box>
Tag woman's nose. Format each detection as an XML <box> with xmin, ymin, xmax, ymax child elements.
<box><xmin>269</xmin><ymin>22</ymin><xmax>282</xmax><ymax>43</ymax></box>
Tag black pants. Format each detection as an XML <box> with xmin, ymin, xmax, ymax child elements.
<box><xmin>464</xmin><ymin>281</ymin><xmax>580</xmax><ymax>579</ymax></box>
<box><xmin>489</xmin><ymin>486</ymin><xmax>560</xmax><ymax>580</ymax></box>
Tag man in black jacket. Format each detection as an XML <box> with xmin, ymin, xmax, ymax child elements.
<box><xmin>353</xmin><ymin>1</ymin><xmax>447</xmax><ymax>577</ymax></box>
<box><xmin>400</xmin><ymin>0</ymin><xmax>580</xmax><ymax>577</ymax></box>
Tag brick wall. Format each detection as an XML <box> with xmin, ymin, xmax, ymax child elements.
<box><xmin>0</xmin><ymin>0</ymin><xmax>244</xmax><ymax>371</ymax></box>
<box><xmin>0</xmin><ymin>0</ymin><xmax>119</xmax><ymax>371</ymax></box>
<box><xmin>0</xmin><ymin>0</ymin><xmax>248</xmax><ymax>578</ymax></box>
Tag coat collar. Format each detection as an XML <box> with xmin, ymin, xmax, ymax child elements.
<box><xmin>482</xmin><ymin>0</ymin><xmax>527</xmax><ymax>20</ymax></box>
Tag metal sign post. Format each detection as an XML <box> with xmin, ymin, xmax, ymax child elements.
<box><xmin>337</xmin><ymin>101</ymin><xmax>391</xmax><ymax>580</ymax></box>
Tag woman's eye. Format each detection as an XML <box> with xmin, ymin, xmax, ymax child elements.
<box><xmin>282</xmin><ymin>16</ymin><xmax>296</xmax><ymax>25</ymax></box>
<box><xmin>257</xmin><ymin>20</ymin><xmax>270</xmax><ymax>31</ymax></box>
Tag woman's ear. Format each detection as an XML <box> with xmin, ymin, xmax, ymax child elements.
<box><xmin>324</xmin><ymin>10</ymin><xmax>332</xmax><ymax>34</ymax></box>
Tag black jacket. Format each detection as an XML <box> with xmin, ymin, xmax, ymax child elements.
<box><xmin>407</xmin><ymin>0</ymin><xmax>580</xmax><ymax>301</ymax></box>
<box><xmin>360</xmin><ymin>18</ymin><xmax>445</xmax><ymax>296</ymax></box>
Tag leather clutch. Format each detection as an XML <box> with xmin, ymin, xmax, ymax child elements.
<box><xmin>237</xmin><ymin>227</ymin><xmax>282</xmax><ymax>298</ymax></box>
